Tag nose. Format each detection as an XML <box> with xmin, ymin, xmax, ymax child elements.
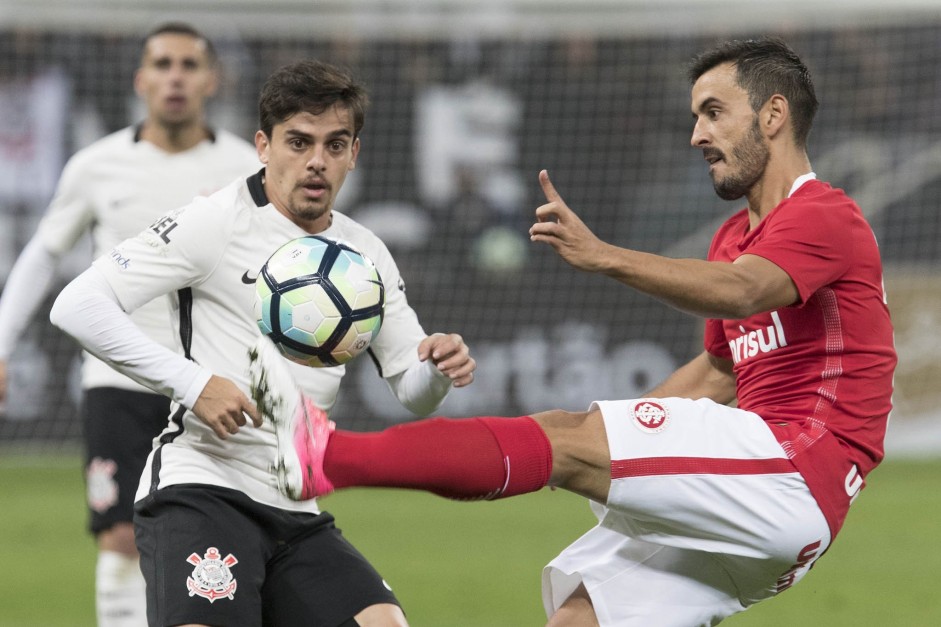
<box><xmin>690</xmin><ymin>118</ymin><xmax>709</xmax><ymax>148</ymax></box>
<box><xmin>307</xmin><ymin>148</ymin><xmax>327</xmax><ymax>172</ymax></box>
<box><xmin>167</xmin><ymin>62</ymin><xmax>186</xmax><ymax>85</ymax></box>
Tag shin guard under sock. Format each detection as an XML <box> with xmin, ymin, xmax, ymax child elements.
<box><xmin>323</xmin><ymin>416</ymin><xmax>552</xmax><ymax>500</ymax></box>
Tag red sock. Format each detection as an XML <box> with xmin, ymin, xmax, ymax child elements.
<box><xmin>323</xmin><ymin>416</ymin><xmax>552</xmax><ymax>500</ymax></box>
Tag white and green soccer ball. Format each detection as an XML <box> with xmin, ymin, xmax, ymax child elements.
<box><xmin>254</xmin><ymin>235</ymin><xmax>385</xmax><ymax>367</ymax></box>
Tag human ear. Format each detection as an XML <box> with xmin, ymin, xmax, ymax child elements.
<box><xmin>763</xmin><ymin>94</ymin><xmax>789</xmax><ymax>139</ymax></box>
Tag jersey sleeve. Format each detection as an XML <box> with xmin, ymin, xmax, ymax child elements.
<box><xmin>93</xmin><ymin>196</ymin><xmax>230</xmax><ymax>313</ymax></box>
<box><xmin>744</xmin><ymin>196</ymin><xmax>856</xmax><ymax>305</ymax></box>
<box><xmin>36</xmin><ymin>152</ymin><xmax>96</xmax><ymax>256</ymax></box>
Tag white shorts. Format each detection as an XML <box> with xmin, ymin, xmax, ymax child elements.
<box><xmin>542</xmin><ymin>398</ymin><xmax>830</xmax><ymax>627</ymax></box>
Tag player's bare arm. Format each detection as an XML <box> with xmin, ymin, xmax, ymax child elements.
<box><xmin>418</xmin><ymin>332</ymin><xmax>476</xmax><ymax>388</ymax></box>
<box><xmin>645</xmin><ymin>350</ymin><xmax>737</xmax><ymax>403</ymax></box>
<box><xmin>530</xmin><ymin>169</ymin><xmax>799</xmax><ymax>319</ymax></box>
<box><xmin>0</xmin><ymin>360</ymin><xmax>7</xmax><ymax>404</ymax></box>
<box><xmin>191</xmin><ymin>374</ymin><xmax>263</xmax><ymax>439</ymax></box>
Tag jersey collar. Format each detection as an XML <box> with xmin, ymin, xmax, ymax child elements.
<box><xmin>131</xmin><ymin>123</ymin><xmax>217</xmax><ymax>143</ymax></box>
<box><xmin>788</xmin><ymin>172</ymin><xmax>817</xmax><ymax>198</ymax></box>
<box><xmin>247</xmin><ymin>168</ymin><xmax>268</xmax><ymax>207</ymax></box>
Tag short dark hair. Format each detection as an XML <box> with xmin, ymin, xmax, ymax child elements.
<box><xmin>258</xmin><ymin>60</ymin><xmax>369</xmax><ymax>139</ymax></box>
<box><xmin>688</xmin><ymin>37</ymin><xmax>818</xmax><ymax>147</ymax></box>
<box><xmin>140</xmin><ymin>22</ymin><xmax>217</xmax><ymax>65</ymax></box>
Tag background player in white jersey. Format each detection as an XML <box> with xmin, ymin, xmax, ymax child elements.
<box><xmin>51</xmin><ymin>59</ymin><xmax>475</xmax><ymax>626</ymax></box>
<box><xmin>246</xmin><ymin>38</ymin><xmax>897</xmax><ymax>626</ymax></box>
<box><xmin>0</xmin><ymin>22</ymin><xmax>258</xmax><ymax>627</ymax></box>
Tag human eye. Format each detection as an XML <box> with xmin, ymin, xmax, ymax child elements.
<box><xmin>328</xmin><ymin>140</ymin><xmax>347</xmax><ymax>153</ymax></box>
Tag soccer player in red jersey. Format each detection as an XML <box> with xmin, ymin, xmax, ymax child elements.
<box><xmin>251</xmin><ymin>37</ymin><xmax>896</xmax><ymax>625</ymax></box>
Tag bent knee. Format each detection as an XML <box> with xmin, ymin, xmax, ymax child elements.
<box><xmin>532</xmin><ymin>409</ymin><xmax>610</xmax><ymax>500</ymax></box>
<box><xmin>547</xmin><ymin>584</ymin><xmax>599</xmax><ymax>627</ymax></box>
<box><xmin>353</xmin><ymin>602</ymin><xmax>408</xmax><ymax>627</ymax></box>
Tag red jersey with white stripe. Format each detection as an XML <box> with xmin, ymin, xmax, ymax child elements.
<box><xmin>704</xmin><ymin>178</ymin><xmax>896</xmax><ymax>536</ymax></box>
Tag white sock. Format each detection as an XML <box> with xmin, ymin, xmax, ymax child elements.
<box><xmin>95</xmin><ymin>550</ymin><xmax>148</xmax><ymax>627</ymax></box>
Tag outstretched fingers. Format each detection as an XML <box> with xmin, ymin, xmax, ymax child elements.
<box><xmin>530</xmin><ymin>169</ymin><xmax>608</xmax><ymax>272</ymax></box>
<box><xmin>533</xmin><ymin>169</ymin><xmax>569</xmax><ymax>226</ymax></box>
<box><xmin>539</xmin><ymin>169</ymin><xmax>562</xmax><ymax>203</ymax></box>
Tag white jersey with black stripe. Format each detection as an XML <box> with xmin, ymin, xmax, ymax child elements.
<box><xmin>94</xmin><ymin>171</ymin><xmax>427</xmax><ymax>512</ymax></box>
<box><xmin>37</xmin><ymin>126</ymin><xmax>259</xmax><ymax>392</ymax></box>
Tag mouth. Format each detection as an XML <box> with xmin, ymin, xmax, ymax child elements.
<box><xmin>703</xmin><ymin>149</ymin><xmax>724</xmax><ymax>167</ymax></box>
<box><xmin>165</xmin><ymin>95</ymin><xmax>187</xmax><ymax>110</ymax></box>
<box><xmin>300</xmin><ymin>180</ymin><xmax>328</xmax><ymax>199</ymax></box>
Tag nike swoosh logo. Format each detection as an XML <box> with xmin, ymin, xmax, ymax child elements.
<box><xmin>241</xmin><ymin>271</ymin><xmax>258</xmax><ymax>284</ymax></box>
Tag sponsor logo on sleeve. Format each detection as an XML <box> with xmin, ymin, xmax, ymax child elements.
<box><xmin>149</xmin><ymin>215</ymin><xmax>179</xmax><ymax>244</ymax></box>
<box><xmin>109</xmin><ymin>248</ymin><xmax>131</xmax><ymax>269</ymax></box>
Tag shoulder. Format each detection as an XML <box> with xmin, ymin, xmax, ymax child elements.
<box><xmin>62</xmin><ymin>127</ymin><xmax>137</xmax><ymax>170</ymax></box>
<box><xmin>135</xmin><ymin>180</ymin><xmax>251</xmax><ymax>267</ymax></box>
<box><xmin>173</xmin><ymin>177</ymin><xmax>249</xmax><ymax>227</ymax></box>
<box><xmin>777</xmin><ymin>179</ymin><xmax>862</xmax><ymax>230</ymax></box>
<box><xmin>788</xmin><ymin>179</ymin><xmax>858</xmax><ymax>213</ymax></box>
<box><xmin>328</xmin><ymin>213</ymin><xmax>394</xmax><ymax>260</ymax></box>
<box><xmin>211</xmin><ymin>128</ymin><xmax>255</xmax><ymax>150</ymax></box>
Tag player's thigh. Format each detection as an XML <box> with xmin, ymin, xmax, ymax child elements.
<box><xmin>544</xmin><ymin>529</ymin><xmax>747</xmax><ymax>626</ymax></box>
<box><xmin>83</xmin><ymin>387</ymin><xmax>169</xmax><ymax>532</ymax></box>
<box><xmin>545</xmin><ymin>584</ymin><xmax>599</xmax><ymax>627</ymax></box>
<box><xmin>598</xmin><ymin>397</ymin><xmax>829</xmax><ymax>565</ymax></box>
<box><xmin>261</xmin><ymin>516</ymin><xmax>401</xmax><ymax>627</ymax></box>
<box><xmin>134</xmin><ymin>485</ymin><xmax>274</xmax><ymax>627</ymax></box>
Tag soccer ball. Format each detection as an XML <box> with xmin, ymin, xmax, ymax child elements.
<box><xmin>254</xmin><ymin>235</ymin><xmax>385</xmax><ymax>367</ymax></box>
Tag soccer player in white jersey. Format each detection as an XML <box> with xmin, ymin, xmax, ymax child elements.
<box><xmin>51</xmin><ymin>59</ymin><xmax>475</xmax><ymax>626</ymax></box>
<box><xmin>246</xmin><ymin>38</ymin><xmax>897</xmax><ymax>625</ymax></box>
<box><xmin>0</xmin><ymin>23</ymin><xmax>258</xmax><ymax>627</ymax></box>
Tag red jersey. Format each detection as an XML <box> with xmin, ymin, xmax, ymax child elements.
<box><xmin>704</xmin><ymin>178</ymin><xmax>896</xmax><ymax>537</ymax></box>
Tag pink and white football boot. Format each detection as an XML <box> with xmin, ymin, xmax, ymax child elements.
<box><xmin>248</xmin><ymin>335</ymin><xmax>335</xmax><ymax>500</ymax></box>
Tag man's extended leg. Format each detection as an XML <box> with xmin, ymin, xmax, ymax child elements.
<box><xmin>249</xmin><ymin>335</ymin><xmax>610</xmax><ymax>503</ymax></box>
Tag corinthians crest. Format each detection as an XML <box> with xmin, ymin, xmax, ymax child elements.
<box><xmin>186</xmin><ymin>547</ymin><xmax>238</xmax><ymax>602</ymax></box>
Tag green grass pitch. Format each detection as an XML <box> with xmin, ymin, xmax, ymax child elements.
<box><xmin>0</xmin><ymin>455</ymin><xmax>938</xmax><ymax>626</ymax></box>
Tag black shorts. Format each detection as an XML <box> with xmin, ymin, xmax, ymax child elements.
<box><xmin>83</xmin><ymin>387</ymin><xmax>169</xmax><ymax>534</ymax></box>
<box><xmin>134</xmin><ymin>484</ymin><xmax>400</xmax><ymax>627</ymax></box>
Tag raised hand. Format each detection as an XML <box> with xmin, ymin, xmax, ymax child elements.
<box><xmin>530</xmin><ymin>169</ymin><xmax>611</xmax><ymax>272</ymax></box>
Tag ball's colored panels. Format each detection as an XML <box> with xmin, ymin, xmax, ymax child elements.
<box><xmin>265</xmin><ymin>239</ymin><xmax>329</xmax><ymax>283</ymax></box>
<box><xmin>329</xmin><ymin>251</ymin><xmax>383</xmax><ymax>311</ymax></box>
<box><xmin>255</xmin><ymin>235</ymin><xmax>385</xmax><ymax>368</ymax></box>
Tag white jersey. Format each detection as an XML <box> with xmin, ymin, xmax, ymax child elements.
<box><xmin>37</xmin><ymin>126</ymin><xmax>258</xmax><ymax>391</ymax></box>
<box><xmin>94</xmin><ymin>172</ymin><xmax>427</xmax><ymax>513</ymax></box>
